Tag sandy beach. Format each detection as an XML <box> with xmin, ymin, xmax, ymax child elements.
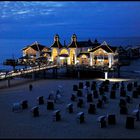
<box><xmin>0</xmin><ymin>59</ymin><xmax>139</xmax><ymax>138</ymax></box>
<box><xmin>0</xmin><ymin>77</ymin><xmax>140</xmax><ymax>139</ymax></box>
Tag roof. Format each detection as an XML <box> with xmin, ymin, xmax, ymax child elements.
<box><xmin>92</xmin><ymin>42</ymin><xmax>101</xmax><ymax>49</ymax></box>
<box><xmin>50</xmin><ymin>40</ymin><xmax>64</xmax><ymax>49</ymax></box>
<box><xmin>77</xmin><ymin>52</ymin><xmax>90</xmax><ymax>58</ymax></box>
<box><xmin>68</xmin><ymin>40</ymin><xmax>93</xmax><ymax>48</ymax></box>
<box><xmin>36</xmin><ymin>56</ymin><xmax>47</xmax><ymax>60</ymax></box>
<box><xmin>19</xmin><ymin>56</ymin><xmax>31</xmax><ymax>59</ymax></box>
<box><xmin>110</xmin><ymin>47</ymin><xmax>117</xmax><ymax>52</ymax></box>
<box><xmin>22</xmin><ymin>42</ymin><xmax>47</xmax><ymax>51</ymax></box>
<box><xmin>90</xmin><ymin>41</ymin><xmax>116</xmax><ymax>53</ymax></box>
<box><xmin>41</xmin><ymin>52</ymin><xmax>51</xmax><ymax>55</ymax></box>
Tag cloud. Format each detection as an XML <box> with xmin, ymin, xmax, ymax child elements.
<box><xmin>16</xmin><ymin>10</ymin><xmax>30</xmax><ymax>15</ymax></box>
<box><xmin>0</xmin><ymin>1</ymin><xmax>66</xmax><ymax>19</ymax></box>
<box><xmin>37</xmin><ymin>22</ymin><xmax>73</xmax><ymax>27</ymax></box>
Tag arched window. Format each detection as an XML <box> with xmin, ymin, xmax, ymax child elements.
<box><xmin>81</xmin><ymin>54</ymin><xmax>88</xmax><ymax>59</ymax></box>
<box><xmin>60</xmin><ymin>49</ymin><xmax>69</xmax><ymax>55</ymax></box>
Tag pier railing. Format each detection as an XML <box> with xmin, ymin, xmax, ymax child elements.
<box><xmin>0</xmin><ymin>64</ymin><xmax>57</xmax><ymax>80</ymax></box>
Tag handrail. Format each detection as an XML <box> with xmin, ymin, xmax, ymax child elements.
<box><xmin>0</xmin><ymin>64</ymin><xmax>57</xmax><ymax>80</ymax></box>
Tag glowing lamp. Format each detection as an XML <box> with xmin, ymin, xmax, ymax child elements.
<box><xmin>105</xmin><ymin>72</ymin><xmax>108</xmax><ymax>80</ymax></box>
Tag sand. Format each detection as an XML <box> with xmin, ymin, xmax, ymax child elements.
<box><xmin>0</xmin><ymin>59</ymin><xmax>140</xmax><ymax>138</ymax></box>
<box><xmin>0</xmin><ymin>78</ymin><xmax>140</xmax><ymax>139</ymax></box>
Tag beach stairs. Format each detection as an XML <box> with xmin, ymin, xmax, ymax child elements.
<box><xmin>53</xmin><ymin>110</ymin><xmax>61</xmax><ymax>121</ymax></box>
<box><xmin>76</xmin><ymin>112</ymin><xmax>85</xmax><ymax>123</ymax></box>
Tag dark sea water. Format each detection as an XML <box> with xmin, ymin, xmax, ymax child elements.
<box><xmin>0</xmin><ymin>37</ymin><xmax>140</xmax><ymax>70</ymax></box>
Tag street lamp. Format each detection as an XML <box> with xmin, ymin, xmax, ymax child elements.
<box><xmin>105</xmin><ymin>72</ymin><xmax>108</xmax><ymax>80</ymax></box>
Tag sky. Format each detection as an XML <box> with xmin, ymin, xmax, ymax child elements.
<box><xmin>0</xmin><ymin>1</ymin><xmax>140</xmax><ymax>41</ymax></box>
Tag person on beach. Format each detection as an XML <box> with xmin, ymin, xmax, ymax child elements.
<box><xmin>29</xmin><ymin>84</ymin><xmax>33</xmax><ymax>91</ymax></box>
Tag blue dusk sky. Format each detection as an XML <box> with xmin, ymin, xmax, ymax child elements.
<box><xmin>0</xmin><ymin>1</ymin><xmax>140</xmax><ymax>41</ymax></box>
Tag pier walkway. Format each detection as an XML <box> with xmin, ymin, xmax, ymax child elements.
<box><xmin>0</xmin><ymin>64</ymin><xmax>58</xmax><ymax>80</ymax></box>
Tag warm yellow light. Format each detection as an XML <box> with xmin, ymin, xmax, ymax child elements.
<box><xmin>105</xmin><ymin>72</ymin><xmax>108</xmax><ymax>80</ymax></box>
<box><xmin>96</xmin><ymin>78</ymin><xmax>137</xmax><ymax>82</ymax></box>
<box><xmin>60</xmin><ymin>49</ymin><xmax>69</xmax><ymax>55</ymax></box>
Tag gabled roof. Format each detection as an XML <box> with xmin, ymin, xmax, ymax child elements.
<box><xmin>90</xmin><ymin>41</ymin><xmax>116</xmax><ymax>53</ymax></box>
<box><xmin>22</xmin><ymin>41</ymin><xmax>48</xmax><ymax>51</ymax></box>
<box><xmin>50</xmin><ymin>40</ymin><xmax>64</xmax><ymax>49</ymax></box>
<box><xmin>110</xmin><ymin>47</ymin><xmax>118</xmax><ymax>52</ymax></box>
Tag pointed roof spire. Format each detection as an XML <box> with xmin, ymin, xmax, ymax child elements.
<box><xmin>71</xmin><ymin>34</ymin><xmax>77</xmax><ymax>42</ymax></box>
<box><xmin>68</xmin><ymin>34</ymin><xmax>78</xmax><ymax>48</ymax></box>
<box><xmin>50</xmin><ymin>34</ymin><xmax>63</xmax><ymax>49</ymax></box>
<box><xmin>102</xmin><ymin>41</ymin><xmax>108</xmax><ymax>46</ymax></box>
<box><xmin>54</xmin><ymin>34</ymin><xmax>59</xmax><ymax>42</ymax></box>
<box><xmin>35</xmin><ymin>41</ymin><xmax>38</xmax><ymax>44</ymax></box>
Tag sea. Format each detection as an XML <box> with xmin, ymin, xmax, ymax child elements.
<box><xmin>1</xmin><ymin>37</ymin><xmax>140</xmax><ymax>71</ymax></box>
